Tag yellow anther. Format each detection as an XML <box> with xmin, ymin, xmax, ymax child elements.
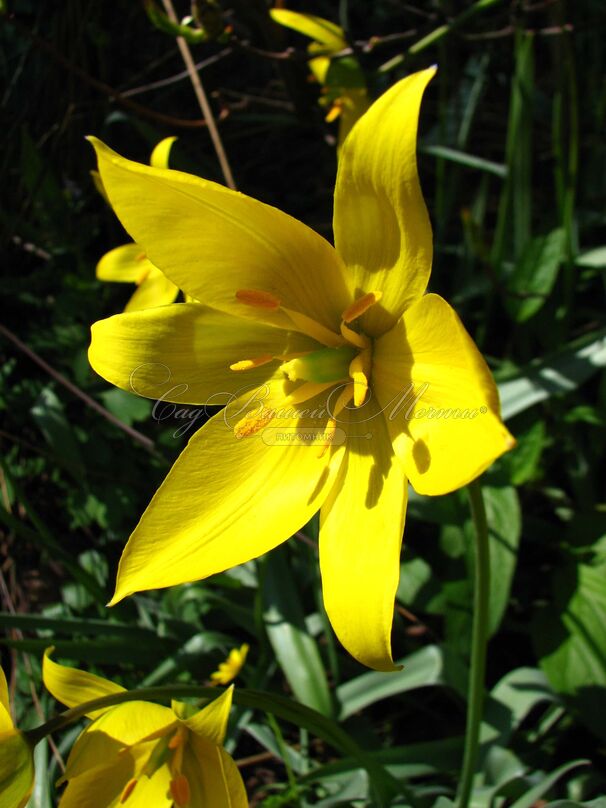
<box><xmin>234</xmin><ymin>409</ymin><xmax>275</xmax><ymax>439</ymax></box>
<box><xmin>170</xmin><ymin>773</ymin><xmax>191</xmax><ymax>807</ymax></box>
<box><xmin>342</xmin><ymin>291</ymin><xmax>382</xmax><ymax>324</ymax></box>
<box><xmin>229</xmin><ymin>354</ymin><xmax>274</xmax><ymax>372</ymax></box>
<box><xmin>120</xmin><ymin>778</ymin><xmax>138</xmax><ymax>803</ymax></box>
<box><xmin>325</xmin><ymin>100</ymin><xmax>343</xmax><ymax>123</ymax></box>
<box><xmin>236</xmin><ymin>289</ymin><xmax>281</xmax><ymax>310</ymax></box>
<box><xmin>349</xmin><ymin>353</ymin><xmax>370</xmax><ymax>407</ymax></box>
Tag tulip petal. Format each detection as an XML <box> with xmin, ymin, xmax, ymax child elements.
<box><xmin>96</xmin><ymin>243</ymin><xmax>152</xmax><ymax>283</ymax></box>
<box><xmin>269</xmin><ymin>10</ymin><xmax>345</xmax><ymax>49</ymax></box>
<box><xmin>333</xmin><ymin>68</ymin><xmax>436</xmax><ymax>336</ymax></box>
<box><xmin>149</xmin><ymin>136</ymin><xmax>177</xmax><ymax>170</ymax></box>
<box><xmin>319</xmin><ymin>401</ymin><xmax>407</xmax><ymax>671</ymax></box>
<box><xmin>110</xmin><ymin>388</ymin><xmax>344</xmax><ymax>604</ymax></box>
<box><xmin>124</xmin><ymin>267</ymin><xmax>179</xmax><ymax>312</ymax></box>
<box><xmin>0</xmin><ymin>668</ymin><xmax>11</xmax><ymax>730</ymax></box>
<box><xmin>373</xmin><ymin>293</ymin><xmax>515</xmax><ymax>495</ymax></box>
<box><xmin>182</xmin><ymin>686</ymin><xmax>233</xmax><ymax>746</ymax></box>
<box><xmin>0</xmin><ymin>730</ymin><xmax>34</xmax><ymax>808</ymax></box>
<box><xmin>186</xmin><ymin>737</ymin><xmax>248</xmax><ymax>808</ymax></box>
<box><xmin>61</xmin><ymin>706</ymin><xmax>174</xmax><ymax>783</ymax></box>
<box><xmin>58</xmin><ymin>742</ymin><xmax>172</xmax><ymax>808</ymax></box>
<box><xmin>89</xmin><ymin>303</ymin><xmax>317</xmax><ymax>406</ymax></box>
<box><xmin>43</xmin><ymin>649</ymin><xmax>125</xmax><ymax>719</ymax></box>
<box><xmin>88</xmin><ymin>138</ymin><xmax>350</xmax><ymax>331</ymax></box>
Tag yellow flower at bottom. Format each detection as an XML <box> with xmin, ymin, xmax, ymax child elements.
<box><xmin>42</xmin><ymin>651</ymin><xmax>247</xmax><ymax>808</ymax></box>
<box><xmin>210</xmin><ymin>645</ymin><xmax>249</xmax><ymax>686</ymax></box>
<box><xmin>87</xmin><ymin>67</ymin><xmax>515</xmax><ymax>671</ymax></box>
<box><xmin>0</xmin><ymin>667</ymin><xmax>34</xmax><ymax>808</ymax></box>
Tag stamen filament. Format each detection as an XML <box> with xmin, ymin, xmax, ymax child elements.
<box><xmin>282</xmin><ymin>307</ymin><xmax>344</xmax><ymax>348</ymax></box>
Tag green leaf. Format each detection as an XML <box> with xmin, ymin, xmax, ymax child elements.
<box><xmin>420</xmin><ymin>145</ymin><xmax>507</xmax><ymax>177</ymax></box>
<box><xmin>575</xmin><ymin>247</ymin><xmax>606</xmax><ymax>267</ymax></box>
<box><xmin>337</xmin><ymin>645</ymin><xmax>465</xmax><ymax>719</ymax></box>
<box><xmin>533</xmin><ymin>556</ymin><xmax>606</xmax><ymax>739</ymax></box>
<box><xmin>30</xmin><ymin>386</ymin><xmax>85</xmax><ymax>480</ymax></box>
<box><xmin>499</xmin><ymin>330</ymin><xmax>606</xmax><ymax>420</ymax></box>
<box><xmin>262</xmin><ymin>548</ymin><xmax>333</xmax><ymax>717</ymax></box>
<box><xmin>482</xmin><ymin>484</ymin><xmax>522</xmax><ymax>635</ymax></box>
<box><xmin>99</xmin><ymin>388</ymin><xmax>152</xmax><ymax>426</ymax></box>
<box><xmin>505</xmin><ymin>228</ymin><xmax>566</xmax><ymax>321</ymax></box>
<box><xmin>508</xmin><ymin>760</ymin><xmax>590</xmax><ymax>808</ymax></box>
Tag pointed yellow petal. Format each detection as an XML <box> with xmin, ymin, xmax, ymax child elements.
<box><xmin>89</xmin><ymin>304</ymin><xmax>317</xmax><ymax>406</ymax></box>
<box><xmin>333</xmin><ymin>67</ymin><xmax>436</xmax><ymax>336</ymax></box>
<box><xmin>149</xmin><ymin>136</ymin><xmax>177</xmax><ymax>170</ymax></box>
<box><xmin>0</xmin><ymin>729</ymin><xmax>34</xmax><ymax>808</ymax></box>
<box><xmin>124</xmin><ymin>266</ymin><xmax>179</xmax><ymax>312</ymax></box>
<box><xmin>96</xmin><ymin>243</ymin><xmax>152</xmax><ymax>283</ymax></box>
<box><xmin>185</xmin><ymin>738</ymin><xmax>248</xmax><ymax>808</ymax></box>
<box><xmin>319</xmin><ymin>402</ymin><xmax>406</xmax><ymax>671</ymax></box>
<box><xmin>269</xmin><ymin>9</ymin><xmax>346</xmax><ymax>49</ymax></box>
<box><xmin>110</xmin><ymin>388</ymin><xmax>343</xmax><ymax>604</ymax></box>
<box><xmin>373</xmin><ymin>294</ymin><xmax>515</xmax><ymax>495</ymax></box>
<box><xmin>42</xmin><ymin>648</ymin><xmax>125</xmax><ymax>718</ymax></box>
<box><xmin>88</xmin><ymin>138</ymin><xmax>349</xmax><ymax>331</ymax></box>
<box><xmin>182</xmin><ymin>686</ymin><xmax>233</xmax><ymax>745</ymax></box>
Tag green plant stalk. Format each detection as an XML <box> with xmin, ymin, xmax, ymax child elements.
<box><xmin>457</xmin><ymin>479</ymin><xmax>490</xmax><ymax>808</ymax></box>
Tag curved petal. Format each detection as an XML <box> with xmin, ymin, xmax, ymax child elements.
<box><xmin>182</xmin><ymin>686</ymin><xmax>232</xmax><ymax>746</ymax></box>
<box><xmin>89</xmin><ymin>304</ymin><xmax>317</xmax><ymax>406</ymax></box>
<box><xmin>185</xmin><ymin>737</ymin><xmax>248</xmax><ymax>808</ymax></box>
<box><xmin>43</xmin><ymin>649</ymin><xmax>125</xmax><ymax>718</ymax></box>
<box><xmin>88</xmin><ymin>138</ymin><xmax>350</xmax><ymax>331</ymax></box>
<box><xmin>333</xmin><ymin>68</ymin><xmax>436</xmax><ymax>337</ymax></box>
<box><xmin>96</xmin><ymin>243</ymin><xmax>152</xmax><ymax>283</ymax></box>
<box><xmin>372</xmin><ymin>294</ymin><xmax>515</xmax><ymax>495</ymax></box>
<box><xmin>149</xmin><ymin>136</ymin><xmax>177</xmax><ymax>170</ymax></box>
<box><xmin>124</xmin><ymin>267</ymin><xmax>179</xmax><ymax>312</ymax></box>
<box><xmin>319</xmin><ymin>400</ymin><xmax>407</xmax><ymax>671</ymax></box>
<box><xmin>269</xmin><ymin>9</ymin><xmax>345</xmax><ymax>49</ymax></box>
<box><xmin>0</xmin><ymin>730</ymin><xmax>34</xmax><ymax>808</ymax></box>
<box><xmin>109</xmin><ymin>387</ymin><xmax>345</xmax><ymax>604</ymax></box>
<box><xmin>60</xmin><ymin>706</ymin><xmax>174</xmax><ymax>782</ymax></box>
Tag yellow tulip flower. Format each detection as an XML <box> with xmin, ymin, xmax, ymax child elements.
<box><xmin>210</xmin><ymin>645</ymin><xmax>249</xmax><ymax>686</ymax></box>
<box><xmin>87</xmin><ymin>68</ymin><xmax>514</xmax><ymax>670</ymax></box>
<box><xmin>0</xmin><ymin>667</ymin><xmax>35</xmax><ymax>808</ymax></box>
<box><xmin>95</xmin><ymin>137</ymin><xmax>180</xmax><ymax>312</ymax></box>
<box><xmin>42</xmin><ymin>650</ymin><xmax>247</xmax><ymax>807</ymax></box>
<box><xmin>270</xmin><ymin>8</ymin><xmax>370</xmax><ymax>148</ymax></box>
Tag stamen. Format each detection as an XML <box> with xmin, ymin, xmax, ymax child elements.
<box><xmin>349</xmin><ymin>352</ymin><xmax>370</xmax><ymax>407</ymax></box>
<box><xmin>340</xmin><ymin>321</ymin><xmax>369</xmax><ymax>349</ymax></box>
<box><xmin>318</xmin><ymin>383</ymin><xmax>354</xmax><ymax>458</ymax></box>
<box><xmin>234</xmin><ymin>409</ymin><xmax>275</xmax><ymax>439</ymax></box>
<box><xmin>282</xmin><ymin>307</ymin><xmax>344</xmax><ymax>348</ymax></box>
<box><xmin>170</xmin><ymin>774</ymin><xmax>191</xmax><ymax>807</ymax></box>
<box><xmin>135</xmin><ymin>266</ymin><xmax>151</xmax><ymax>286</ymax></box>
<box><xmin>325</xmin><ymin>100</ymin><xmax>343</xmax><ymax>123</ymax></box>
<box><xmin>120</xmin><ymin>778</ymin><xmax>138</xmax><ymax>803</ymax></box>
<box><xmin>342</xmin><ymin>291</ymin><xmax>382</xmax><ymax>324</ymax></box>
<box><xmin>229</xmin><ymin>354</ymin><xmax>274</xmax><ymax>372</ymax></box>
<box><xmin>236</xmin><ymin>289</ymin><xmax>281</xmax><ymax>310</ymax></box>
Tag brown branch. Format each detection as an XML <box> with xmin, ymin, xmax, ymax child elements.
<box><xmin>4</xmin><ymin>15</ymin><xmax>210</xmax><ymax>129</ymax></box>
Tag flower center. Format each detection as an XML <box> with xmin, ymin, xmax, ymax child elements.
<box><xmin>119</xmin><ymin>725</ymin><xmax>192</xmax><ymax>806</ymax></box>
<box><xmin>229</xmin><ymin>289</ymin><xmax>382</xmax><ymax>448</ymax></box>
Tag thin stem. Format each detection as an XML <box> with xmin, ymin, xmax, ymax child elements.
<box><xmin>457</xmin><ymin>479</ymin><xmax>490</xmax><ymax>808</ymax></box>
<box><xmin>161</xmin><ymin>0</ymin><xmax>236</xmax><ymax>190</ymax></box>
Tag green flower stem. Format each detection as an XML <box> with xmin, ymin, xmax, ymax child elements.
<box><xmin>457</xmin><ymin>479</ymin><xmax>490</xmax><ymax>808</ymax></box>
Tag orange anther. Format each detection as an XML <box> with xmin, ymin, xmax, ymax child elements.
<box><xmin>342</xmin><ymin>291</ymin><xmax>382</xmax><ymax>323</ymax></box>
<box><xmin>170</xmin><ymin>774</ymin><xmax>191</xmax><ymax>807</ymax></box>
<box><xmin>235</xmin><ymin>289</ymin><xmax>281</xmax><ymax>310</ymax></box>
<box><xmin>120</xmin><ymin>778</ymin><xmax>138</xmax><ymax>803</ymax></box>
